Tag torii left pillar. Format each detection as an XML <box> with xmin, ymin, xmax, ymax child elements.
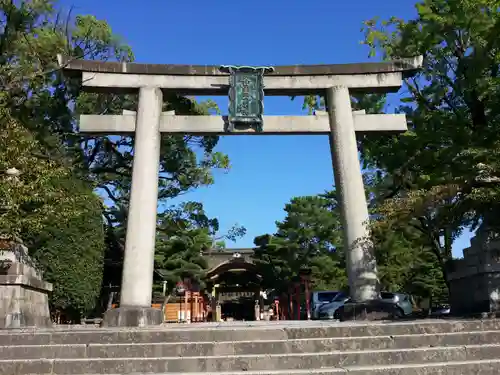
<box><xmin>102</xmin><ymin>87</ymin><xmax>164</xmax><ymax>327</ymax></box>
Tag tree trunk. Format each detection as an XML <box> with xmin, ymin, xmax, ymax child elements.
<box><xmin>429</xmin><ymin>234</ymin><xmax>451</xmax><ymax>295</ymax></box>
<box><xmin>417</xmin><ymin>218</ymin><xmax>451</xmax><ymax>296</ymax></box>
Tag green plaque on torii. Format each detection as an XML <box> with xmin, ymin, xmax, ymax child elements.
<box><xmin>220</xmin><ymin>65</ymin><xmax>274</xmax><ymax>132</ymax></box>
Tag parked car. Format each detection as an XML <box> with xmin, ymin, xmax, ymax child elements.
<box><xmin>311</xmin><ymin>291</ymin><xmax>340</xmax><ymax>319</ymax></box>
<box><xmin>317</xmin><ymin>292</ymin><xmax>350</xmax><ymax>320</ymax></box>
<box><xmin>317</xmin><ymin>291</ymin><xmax>414</xmax><ymax>320</ymax></box>
<box><xmin>430</xmin><ymin>304</ymin><xmax>451</xmax><ymax>317</ymax></box>
<box><xmin>380</xmin><ymin>292</ymin><xmax>414</xmax><ymax>317</ymax></box>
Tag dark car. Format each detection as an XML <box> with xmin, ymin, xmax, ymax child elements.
<box><xmin>430</xmin><ymin>304</ymin><xmax>451</xmax><ymax>317</ymax></box>
<box><xmin>311</xmin><ymin>291</ymin><xmax>340</xmax><ymax>319</ymax></box>
<box><xmin>318</xmin><ymin>291</ymin><xmax>414</xmax><ymax>320</ymax></box>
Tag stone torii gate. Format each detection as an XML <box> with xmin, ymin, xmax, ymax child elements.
<box><xmin>58</xmin><ymin>55</ymin><xmax>422</xmax><ymax>327</ymax></box>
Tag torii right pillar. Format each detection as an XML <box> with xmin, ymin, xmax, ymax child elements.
<box><xmin>327</xmin><ymin>86</ymin><xmax>379</xmax><ymax>302</ymax></box>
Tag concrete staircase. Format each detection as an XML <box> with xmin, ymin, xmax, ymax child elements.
<box><xmin>1</xmin><ymin>320</ymin><xmax>500</xmax><ymax>374</ymax></box>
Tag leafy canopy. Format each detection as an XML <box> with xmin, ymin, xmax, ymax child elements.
<box><xmin>358</xmin><ymin>0</ymin><xmax>500</xmax><ymax>288</ymax></box>
<box><xmin>0</xmin><ymin>0</ymin><xmax>239</xmax><ymax>318</ymax></box>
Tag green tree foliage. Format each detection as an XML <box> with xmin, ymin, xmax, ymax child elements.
<box><xmin>154</xmin><ymin>202</ymin><xmax>217</xmax><ymax>293</ymax></box>
<box><xmin>0</xmin><ymin>0</ymin><xmax>234</xmax><ymax>318</ymax></box>
<box><xmin>154</xmin><ymin>202</ymin><xmax>246</xmax><ymax>294</ymax></box>
<box><xmin>253</xmin><ymin>193</ymin><xmax>346</xmax><ymax>293</ymax></box>
<box><xmin>154</xmin><ymin>230</ymin><xmax>211</xmax><ymax>295</ymax></box>
<box><xmin>254</xmin><ymin>185</ymin><xmax>447</xmax><ymax>301</ymax></box>
<box><xmin>374</xmin><ymin>223</ymin><xmax>447</xmax><ymax>301</ymax></box>
<box><xmin>0</xmin><ymin>109</ymin><xmax>106</xmax><ymax>321</ymax></box>
<box><xmin>0</xmin><ymin>1</ymin><xmax>125</xmax><ymax>320</ymax></box>
<box><xmin>63</xmin><ymin>14</ymin><xmax>233</xmax><ymax>299</ymax></box>
<box><xmin>0</xmin><ymin>0</ymin><xmax>231</xmax><ymax>235</ymax></box>
<box><xmin>27</xmin><ymin>177</ymin><xmax>105</xmax><ymax>321</ymax></box>
<box><xmin>0</xmin><ymin>110</ymin><xmax>70</xmax><ymax>238</ymax></box>
<box><xmin>368</xmin><ymin>173</ymin><xmax>448</xmax><ymax>300</ymax></box>
<box><xmin>360</xmin><ymin>0</ymin><xmax>500</xmax><ymax>283</ymax></box>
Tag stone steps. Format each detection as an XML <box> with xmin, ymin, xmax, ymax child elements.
<box><xmin>2</xmin><ymin>330</ymin><xmax>500</xmax><ymax>359</ymax></box>
<box><xmin>2</xmin><ymin>319</ymin><xmax>499</xmax><ymax>345</ymax></box>
<box><xmin>1</xmin><ymin>320</ymin><xmax>500</xmax><ymax>374</ymax></box>
<box><xmin>50</xmin><ymin>360</ymin><xmax>500</xmax><ymax>374</ymax></box>
<box><xmin>2</xmin><ymin>345</ymin><xmax>500</xmax><ymax>374</ymax></box>
<box><xmin>3</xmin><ymin>362</ymin><xmax>500</xmax><ymax>375</ymax></box>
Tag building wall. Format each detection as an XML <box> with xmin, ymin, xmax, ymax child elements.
<box><xmin>161</xmin><ymin>293</ymin><xmax>206</xmax><ymax>322</ymax></box>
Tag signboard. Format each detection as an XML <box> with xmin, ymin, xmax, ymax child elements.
<box><xmin>219</xmin><ymin>291</ymin><xmax>255</xmax><ymax>302</ymax></box>
<box><xmin>220</xmin><ymin>65</ymin><xmax>274</xmax><ymax>132</ymax></box>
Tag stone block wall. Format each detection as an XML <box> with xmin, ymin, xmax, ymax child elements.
<box><xmin>448</xmin><ymin>231</ymin><xmax>500</xmax><ymax>315</ymax></box>
<box><xmin>0</xmin><ymin>244</ymin><xmax>53</xmax><ymax>329</ymax></box>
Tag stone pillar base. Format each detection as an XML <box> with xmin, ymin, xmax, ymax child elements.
<box><xmin>337</xmin><ymin>300</ymin><xmax>403</xmax><ymax>322</ymax></box>
<box><xmin>0</xmin><ymin>263</ymin><xmax>53</xmax><ymax>329</ymax></box>
<box><xmin>102</xmin><ymin>306</ymin><xmax>163</xmax><ymax>327</ymax></box>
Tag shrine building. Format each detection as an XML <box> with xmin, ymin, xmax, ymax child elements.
<box><xmin>202</xmin><ymin>249</ymin><xmax>263</xmax><ymax>321</ymax></box>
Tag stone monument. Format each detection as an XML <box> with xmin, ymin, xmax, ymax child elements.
<box><xmin>0</xmin><ymin>237</ymin><xmax>53</xmax><ymax>328</ymax></box>
<box><xmin>448</xmin><ymin>228</ymin><xmax>500</xmax><ymax>315</ymax></box>
<box><xmin>58</xmin><ymin>54</ymin><xmax>422</xmax><ymax>326</ymax></box>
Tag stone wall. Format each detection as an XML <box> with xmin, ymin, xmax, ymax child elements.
<box><xmin>0</xmin><ymin>243</ymin><xmax>53</xmax><ymax>329</ymax></box>
<box><xmin>448</xmin><ymin>230</ymin><xmax>500</xmax><ymax>315</ymax></box>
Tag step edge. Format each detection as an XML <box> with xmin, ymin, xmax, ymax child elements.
<box><xmin>348</xmin><ymin>358</ymin><xmax>500</xmax><ymax>371</ymax></box>
<box><xmin>3</xmin><ymin>329</ymin><xmax>500</xmax><ymax>348</ymax></box>
<box><xmin>1</xmin><ymin>319</ymin><xmax>499</xmax><ymax>335</ymax></box>
<box><xmin>50</xmin><ymin>359</ymin><xmax>500</xmax><ymax>375</ymax></box>
<box><xmin>2</xmin><ymin>343</ymin><xmax>500</xmax><ymax>362</ymax></box>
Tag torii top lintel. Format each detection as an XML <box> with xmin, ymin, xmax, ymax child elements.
<box><xmin>57</xmin><ymin>55</ymin><xmax>423</xmax><ymax>96</ymax></box>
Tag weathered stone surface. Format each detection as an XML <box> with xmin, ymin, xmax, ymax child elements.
<box><xmin>2</xmin><ymin>330</ymin><xmax>500</xmax><ymax>360</ymax></box>
<box><xmin>2</xmin><ymin>319</ymin><xmax>500</xmax><ymax>345</ymax></box>
<box><xmin>0</xmin><ymin>344</ymin><xmax>87</xmax><ymax>359</ymax></box>
<box><xmin>79</xmin><ymin>113</ymin><xmax>408</xmax><ymax>136</ymax></box>
<box><xmin>58</xmin><ymin>54</ymin><xmax>422</xmax><ymax>77</ymax></box>
<box><xmin>0</xmin><ymin>283</ymin><xmax>52</xmax><ymax>329</ymax></box>
<box><xmin>60</xmin><ymin>55</ymin><xmax>423</xmax><ymax>96</ymax></box>
<box><xmin>2</xmin><ymin>321</ymin><xmax>500</xmax><ymax>374</ymax></box>
<box><xmin>347</xmin><ymin>360</ymin><xmax>500</xmax><ymax>375</ymax></box>
<box><xmin>337</xmin><ymin>300</ymin><xmax>402</xmax><ymax>321</ymax></box>
<box><xmin>0</xmin><ymin>359</ymin><xmax>53</xmax><ymax>375</ymax></box>
<box><xmin>448</xmin><ymin>230</ymin><xmax>500</xmax><ymax>315</ymax></box>
<box><xmin>101</xmin><ymin>306</ymin><xmax>163</xmax><ymax>327</ymax></box>
<box><xmin>2</xmin><ymin>361</ymin><xmax>500</xmax><ymax>375</ymax></box>
<box><xmin>1</xmin><ymin>344</ymin><xmax>500</xmax><ymax>374</ymax></box>
<box><xmin>0</xmin><ymin>246</ymin><xmax>53</xmax><ymax>329</ymax></box>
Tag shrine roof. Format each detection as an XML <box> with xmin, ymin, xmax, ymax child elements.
<box><xmin>202</xmin><ymin>249</ymin><xmax>254</xmax><ymax>256</ymax></box>
<box><xmin>57</xmin><ymin>55</ymin><xmax>422</xmax><ymax>78</ymax></box>
<box><xmin>206</xmin><ymin>258</ymin><xmax>261</xmax><ymax>280</ymax></box>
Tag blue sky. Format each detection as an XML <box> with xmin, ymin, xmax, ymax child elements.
<box><xmin>60</xmin><ymin>0</ymin><xmax>472</xmax><ymax>257</ymax></box>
